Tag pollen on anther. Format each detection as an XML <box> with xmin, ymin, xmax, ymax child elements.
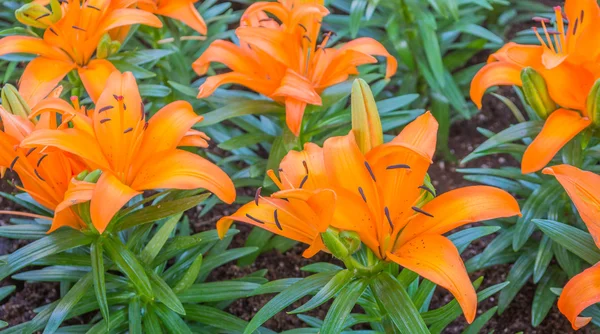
<box><xmin>364</xmin><ymin>161</ymin><xmax>376</xmax><ymax>182</ymax></box>
<box><xmin>37</xmin><ymin>154</ymin><xmax>48</xmax><ymax>167</ymax></box>
<box><xmin>9</xmin><ymin>156</ymin><xmax>19</xmax><ymax>171</ymax></box>
<box><xmin>299</xmin><ymin>175</ymin><xmax>308</xmax><ymax>188</ymax></box>
<box><xmin>72</xmin><ymin>25</ymin><xmax>86</xmax><ymax>31</ymax></box>
<box><xmin>302</xmin><ymin>160</ymin><xmax>309</xmax><ymax>174</ymax></box>
<box><xmin>254</xmin><ymin>187</ymin><xmax>262</xmax><ymax>206</ymax></box>
<box><xmin>34</xmin><ymin>169</ymin><xmax>45</xmax><ymax>181</ymax></box>
<box><xmin>246</xmin><ymin>213</ymin><xmax>266</xmax><ymax>224</ymax></box>
<box><xmin>412</xmin><ymin>206</ymin><xmax>434</xmax><ymax>218</ymax></box>
<box><xmin>25</xmin><ymin>147</ymin><xmax>36</xmax><ymax>157</ymax></box>
<box><xmin>98</xmin><ymin>105</ymin><xmax>113</xmax><ymax>113</ymax></box>
<box><xmin>100</xmin><ymin>118</ymin><xmax>111</xmax><ymax>124</ymax></box>
<box><xmin>123</xmin><ymin>127</ymin><xmax>133</xmax><ymax>134</ymax></box>
<box><xmin>418</xmin><ymin>185</ymin><xmax>435</xmax><ymax>197</ymax></box>
<box><xmin>274</xmin><ymin>210</ymin><xmax>283</xmax><ymax>230</ymax></box>
<box><xmin>384</xmin><ymin>207</ymin><xmax>394</xmax><ymax>229</ymax></box>
<box><xmin>387</xmin><ymin>164</ymin><xmax>410</xmax><ymax>170</ymax></box>
<box><xmin>358</xmin><ymin>187</ymin><xmax>367</xmax><ymax>202</ymax></box>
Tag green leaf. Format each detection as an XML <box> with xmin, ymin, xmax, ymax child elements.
<box><xmin>533</xmin><ymin>235</ymin><xmax>553</xmax><ymax>283</ymax></box>
<box><xmin>461</xmin><ymin>306</ymin><xmax>498</xmax><ymax>334</ymax></box>
<box><xmin>103</xmin><ymin>235</ymin><xmax>153</xmax><ymax>298</ymax></box>
<box><xmin>0</xmin><ymin>229</ymin><xmax>93</xmax><ymax>280</ymax></box>
<box><xmin>43</xmin><ymin>273</ymin><xmax>93</xmax><ymax>334</ymax></box>
<box><xmin>498</xmin><ymin>253</ymin><xmax>535</xmax><ymax>314</ymax></box>
<box><xmin>301</xmin><ymin>262</ymin><xmax>343</xmax><ymax>273</ymax></box>
<box><xmin>249</xmin><ymin>278</ymin><xmax>303</xmax><ymax>296</ymax></box>
<box><xmin>218</xmin><ymin>133</ymin><xmax>274</xmax><ymax>151</ymax></box>
<box><xmin>0</xmin><ymin>286</ymin><xmax>15</xmax><ymax>303</ymax></box>
<box><xmin>449</xmin><ymin>226</ymin><xmax>501</xmax><ymax>254</ymax></box>
<box><xmin>91</xmin><ymin>241</ymin><xmax>109</xmax><ymax>326</ymax></box>
<box><xmin>244</xmin><ymin>271</ymin><xmax>337</xmax><ymax>334</ymax></box>
<box><xmin>290</xmin><ymin>269</ymin><xmax>352</xmax><ymax>314</ymax></box>
<box><xmin>86</xmin><ymin>308</ymin><xmax>127</xmax><ymax>334</ymax></box>
<box><xmin>370</xmin><ymin>272</ymin><xmax>428</xmax><ymax>334</ymax></box>
<box><xmin>177</xmin><ymin>281</ymin><xmax>260</xmax><ymax>303</ymax></box>
<box><xmin>172</xmin><ymin>254</ymin><xmax>203</xmax><ymax>294</ymax></box>
<box><xmin>146</xmin><ymin>269</ymin><xmax>185</xmax><ymax>315</ymax></box>
<box><xmin>533</xmin><ymin>219</ymin><xmax>600</xmax><ymax>264</ymax></box>
<box><xmin>139</xmin><ymin>84</ymin><xmax>171</xmax><ymax>98</ymax></box>
<box><xmin>478</xmin><ymin>227</ymin><xmax>514</xmax><ymax>268</ymax></box>
<box><xmin>0</xmin><ymin>224</ymin><xmax>48</xmax><ymax>239</ymax></box>
<box><xmin>140</xmin><ymin>213</ymin><xmax>183</xmax><ymax>264</ymax></box>
<box><xmin>184</xmin><ymin>305</ymin><xmax>275</xmax><ymax>334</ymax></box>
<box><xmin>531</xmin><ymin>267</ymin><xmax>567</xmax><ymax>327</ymax></box>
<box><xmin>197</xmin><ymin>247</ymin><xmax>259</xmax><ymax>281</ymax></box>
<box><xmin>142</xmin><ymin>307</ymin><xmax>163</xmax><ymax>333</ymax></box>
<box><xmin>153</xmin><ymin>304</ymin><xmax>192</xmax><ymax>334</ymax></box>
<box><xmin>129</xmin><ymin>298</ymin><xmax>142</xmax><ymax>334</ymax></box>
<box><xmin>0</xmin><ymin>192</ymin><xmax>52</xmax><ymax>216</ymax></box>
<box><xmin>198</xmin><ymin>100</ymin><xmax>284</xmax><ymax>127</ymax></box>
<box><xmin>321</xmin><ymin>278</ymin><xmax>369</xmax><ymax>333</ymax></box>
<box><xmin>115</xmin><ymin>194</ymin><xmax>209</xmax><ymax>231</ymax></box>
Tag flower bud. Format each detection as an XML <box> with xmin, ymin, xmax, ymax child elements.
<box><xmin>96</xmin><ymin>34</ymin><xmax>121</xmax><ymax>59</ymax></box>
<box><xmin>1</xmin><ymin>84</ymin><xmax>31</xmax><ymax>118</ymax></box>
<box><xmin>339</xmin><ymin>230</ymin><xmax>361</xmax><ymax>255</ymax></box>
<box><xmin>351</xmin><ymin>79</ymin><xmax>383</xmax><ymax>154</ymax></box>
<box><xmin>321</xmin><ymin>228</ymin><xmax>348</xmax><ymax>259</ymax></box>
<box><xmin>83</xmin><ymin>169</ymin><xmax>102</xmax><ymax>183</ymax></box>
<box><xmin>75</xmin><ymin>170</ymin><xmax>90</xmax><ymax>181</ymax></box>
<box><xmin>15</xmin><ymin>0</ymin><xmax>61</xmax><ymax>29</ymax></box>
<box><xmin>586</xmin><ymin>79</ymin><xmax>600</xmax><ymax>128</ymax></box>
<box><xmin>521</xmin><ymin>67</ymin><xmax>556</xmax><ymax>119</ymax></box>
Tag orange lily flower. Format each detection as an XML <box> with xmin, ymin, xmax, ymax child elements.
<box><xmin>193</xmin><ymin>0</ymin><xmax>397</xmax><ymax>136</ymax></box>
<box><xmin>109</xmin><ymin>0</ymin><xmax>207</xmax><ymax>41</ymax></box>
<box><xmin>218</xmin><ymin>112</ymin><xmax>521</xmax><ymax>323</ymax></box>
<box><xmin>0</xmin><ymin>0</ymin><xmax>162</xmax><ymax>107</ymax></box>
<box><xmin>22</xmin><ymin>71</ymin><xmax>236</xmax><ymax>234</ymax></box>
<box><xmin>543</xmin><ymin>164</ymin><xmax>600</xmax><ymax>329</ymax></box>
<box><xmin>0</xmin><ymin>89</ymin><xmax>87</xmax><ymax>231</ymax></box>
<box><xmin>470</xmin><ymin>0</ymin><xmax>600</xmax><ymax>174</ymax></box>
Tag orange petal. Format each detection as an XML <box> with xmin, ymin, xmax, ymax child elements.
<box><xmin>197</xmin><ymin>72</ymin><xmax>276</xmax><ymax>99</ymax></box>
<box><xmin>179</xmin><ymin>129</ymin><xmax>210</xmax><ymax>148</ymax></box>
<box><xmin>0</xmin><ymin>36</ymin><xmax>71</xmax><ymax>62</ymax></box>
<box><xmin>522</xmin><ymin>109</ymin><xmax>591</xmax><ymax>174</ymax></box>
<box><xmin>387</xmin><ymin>235</ymin><xmax>477</xmax><ymax>323</ymax></box>
<box><xmin>302</xmin><ymin>237</ymin><xmax>326</xmax><ymax>258</ymax></box>
<box><xmin>489</xmin><ymin>42</ymin><xmax>543</xmax><ymax>65</ymax></box>
<box><xmin>130</xmin><ymin>150</ymin><xmax>235</xmax><ymax>204</ymax></box>
<box><xmin>273</xmin><ymin>69</ymin><xmax>322</xmax><ymax>105</ymax></box>
<box><xmin>0</xmin><ymin>108</ymin><xmax>34</xmax><ymax>141</ymax></box>
<box><xmin>558</xmin><ymin>262</ymin><xmax>600</xmax><ymax>330</ymax></box>
<box><xmin>392</xmin><ymin>111</ymin><xmax>438</xmax><ymax>161</ymax></box>
<box><xmin>470</xmin><ymin>62</ymin><xmax>522</xmax><ymax>109</ymax></box>
<box><xmin>285</xmin><ymin>98</ymin><xmax>307</xmax><ymax>137</ymax></box>
<box><xmin>78</xmin><ymin>59</ymin><xmax>117</xmax><ymax>103</ymax></box>
<box><xmin>272</xmin><ymin>188</ymin><xmax>336</xmax><ymax>233</ymax></box>
<box><xmin>543</xmin><ymin>164</ymin><xmax>600</xmax><ymax>248</ymax></box>
<box><xmin>55</xmin><ymin>179</ymin><xmax>95</xmax><ymax>213</ymax></box>
<box><xmin>192</xmin><ymin>40</ymin><xmax>258</xmax><ymax>75</ymax></box>
<box><xmin>236</xmin><ymin>27</ymin><xmax>293</xmax><ymax>67</ymax></box>
<box><xmin>337</xmin><ymin>37</ymin><xmax>398</xmax><ymax>78</ymax></box>
<box><xmin>21</xmin><ymin>128</ymin><xmax>109</xmax><ymax>169</ymax></box>
<box><xmin>155</xmin><ymin>0</ymin><xmax>207</xmax><ymax>35</ymax></box>
<box><xmin>279</xmin><ymin>142</ymin><xmax>329</xmax><ymax>190</ymax></box>
<box><xmin>99</xmin><ymin>8</ymin><xmax>163</xmax><ymax>33</ymax></box>
<box><xmin>90</xmin><ymin>172</ymin><xmax>141</xmax><ymax>234</ymax></box>
<box><xmin>18</xmin><ymin>57</ymin><xmax>75</xmax><ymax>108</ymax></box>
<box><xmin>48</xmin><ymin>208</ymin><xmax>84</xmax><ymax>233</ymax></box>
<box><xmin>396</xmin><ymin>186</ymin><xmax>521</xmax><ymax>246</ymax></box>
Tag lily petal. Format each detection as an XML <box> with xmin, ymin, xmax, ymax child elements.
<box><xmin>99</xmin><ymin>8</ymin><xmax>163</xmax><ymax>33</ymax></box>
<box><xmin>155</xmin><ymin>0</ymin><xmax>207</xmax><ymax>35</ymax></box>
<box><xmin>387</xmin><ymin>235</ymin><xmax>477</xmax><ymax>323</ymax></box>
<box><xmin>90</xmin><ymin>172</ymin><xmax>140</xmax><ymax>234</ymax></box>
<box><xmin>197</xmin><ymin>72</ymin><xmax>276</xmax><ymax>99</ymax></box>
<box><xmin>396</xmin><ymin>186</ymin><xmax>521</xmax><ymax>246</ymax></box>
<box><xmin>470</xmin><ymin>61</ymin><xmax>522</xmax><ymax>109</ymax></box>
<box><xmin>337</xmin><ymin>37</ymin><xmax>398</xmax><ymax>78</ymax></box>
<box><xmin>279</xmin><ymin>142</ymin><xmax>329</xmax><ymax>190</ymax></box>
<box><xmin>558</xmin><ymin>262</ymin><xmax>600</xmax><ymax>330</ymax></box>
<box><xmin>55</xmin><ymin>179</ymin><xmax>95</xmax><ymax>213</ymax></box>
<box><xmin>0</xmin><ymin>36</ymin><xmax>70</xmax><ymax>62</ymax></box>
<box><xmin>19</xmin><ymin>57</ymin><xmax>75</xmax><ymax>108</ymax></box>
<box><xmin>130</xmin><ymin>149</ymin><xmax>235</xmax><ymax>204</ymax></box>
<box><xmin>192</xmin><ymin>40</ymin><xmax>258</xmax><ymax>76</ymax></box>
<box><xmin>543</xmin><ymin>164</ymin><xmax>600</xmax><ymax>248</ymax></box>
<box><xmin>49</xmin><ymin>208</ymin><xmax>84</xmax><ymax>233</ymax></box>
<box><xmin>522</xmin><ymin>109</ymin><xmax>591</xmax><ymax>174</ymax></box>
<box><xmin>78</xmin><ymin>59</ymin><xmax>117</xmax><ymax>103</ymax></box>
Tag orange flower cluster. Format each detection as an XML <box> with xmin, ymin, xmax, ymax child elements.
<box><xmin>1</xmin><ymin>71</ymin><xmax>236</xmax><ymax>234</ymax></box>
<box><xmin>471</xmin><ymin>0</ymin><xmax>600</xmax><ymax>174</ymax></box>
<box><xmin>218</xmin><ymin>111</ymin><xmax>521</xmax><ymax>323</ymax></box>
<box><xmin>193</xmin><ymin>0</ymin><xmax>397</xmax><ymax>136</ymax></box>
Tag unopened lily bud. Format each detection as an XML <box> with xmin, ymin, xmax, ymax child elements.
<box><xmin>339</xmin><ymin>230</ymin><xmax>361</xmax><ymax>255</ymax></box>
<box><xmin>1</xmin><ymin>84</ymin><xmax>31</xmax><ymax>118</ymax></box>
<box><xmin>321</xmin><ymin>228</ymin><xmax>348</xmax><ymax>259</ymax></box>
<box><xmin>96</xmin><ymin>34</ymin><xmax>121</xmax><ymax>59</ymax></box>
<box><xmin>83</xmin><ymin>169</ymin><xmax>102</xmax><ymax>183</ymax></box>
<box><xmin>351</xmin><ymin>79</ymin><xmax>383</xmax><ymax>154</ymax></box>
<box><xmin>521</xmin><ymin>67</ymin><xmax>556</xmax><ymax>119</ymax></box>
<box><xmin>587</xmin><ymin>79</ymin><xmax>600</xmax><ymax>128</ymax></box>
<box><xmin>15</xmin><ymin>0</ymin><xmax>61</xmax><ymax>29</ymax></box>
<box><xmin>75</xmin><ymin>170</ymin><xmax>90</xmax><ymax>181</ymax></box>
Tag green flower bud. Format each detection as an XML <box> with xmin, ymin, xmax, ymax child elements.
<box><xmin>83</xmin><ymin>169</ymin><xmax>102</xmax><ymax>183</ymax></box>
<box><xmin>75</xmin><ymin>170</ymin><xmax>90</xmax><ymax>181</ymax></box>
<box><xmin>15</xmin><ymin>0</ymin><xmax>61</xmax><ymax>29</ymax></box>
<box><xmin>96</xmin><ymin>34</ymin><xmax>121</xmax><ymax>59</ymax></box>
<box><xmin>351</xmin><ymin>79</ymin><xmax>383</xmax><ymax>154</ymax></box>
<box><xmin>339</xmin><ymin>230</ymin><xmax>361</xmax><ymax>255</ymax></box>
<box><xmin>321</xmin><ymin>228</ymin><xmax>348</xmax><ymax>259</ymax></box>
<box><xmin>521</xmin><ymin>67</ymin><xmax>556</xmax><ymax>119</ymax></box>
<box><xmin>586</xmin><ymin>78</ymin><xmax>600</xmax><ymax>128</ymax></box>
<box><xmin>1</xmin><ymin>84</ymin><xmax>32</xmax><ymax>118</ymax></box>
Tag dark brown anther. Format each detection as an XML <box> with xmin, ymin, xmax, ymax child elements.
<box><xmin>34</xmin><ymin>169</ymin><xmax>45</xmax><ymax>181</ymax></box>
<box><xmin>298</xmin><ymin>23</ymin><xmax>307</xmax><ymax>32</ymax></box>
<box><xmin>246</xmin><ymin>213</ymin><xmax>266</xmax><ymax>224</ymax></box>
<box><xmin>387</xmin><ymin>164</ymin><xmax>410</xmax><ymax>170</ymax></box>
<box><xmin>358</xmin><ymin>187</ymin><xmax>367</xmax><ymax>202</ymax></box>
<box><xmin>37</xmin><ymin>154</ymin><xmax>47</xmax><ymax>167</ymax></box>
<box><xmin>302</xmin><ymin>35</ymin><xmax>312</xmax><ymax>43</ymax></box>
<box><xmin>98</xmin><ymin>105</ymin><xmax>113</xmax><ymax>113</ymax></box>
<box><xmin>278</xmin><ymin>168</ymin><xmax>284</xmax><ymax>172</ymax></box>
<box><xmin>99</xmin><ymin>118</ymin><xmax>111</xmax><ymax>124</ymax></box>
<box><xmin>302</xmin><ymin>160</ymin><xmax>308</xmax><ymax>174</ymax></box>
<box><xmin>412</xmin><ymin>206</ymin><xmax>434</xmax><ymax>218</ymax></box>
<box><xmin>573</xmin><ymin>18</ymin><xmax>579</xmax><ymax>35</ymax></box>
<box><xmin>36</xmin><ymin>13</ymin><xmax>50</xmax><ymax>20</ymax></box>
<box><xmin>384</xmin><ymin>207</ymin><xmax>393</xmax><ymax>229</ymax></box>
<box><xmin>49</xmin><ymin>27</ymin><xmax>58</xmax><ymax>36</ymax></box>
<box><xmin>581</xmin><ymin>10</ymin><xmax>584</xmax><ymax>23</ymax></box>
<box><xmin>364</xmin><ymin>161</ymin><xmax>376</xmax><ymax>182</ymax></box>
<box><xmin>274</xmin><ymin>210</ymin><xmax>283</xmax><ymax>230</ymax></box>
<box><xmin>254</xmin><ymin>187</ymin><xmax>262</xmax><ymax>206</ymax></box>
<box><xmin>143</xmin><ymin>122</ymin><xmax>149</xmax><ymax>130</ymax></box>
<box><xmin>123</xmin><ymin>102</ymin><xmax>127</xmax><ymax>110</ymax></box>
<box><xmin>123</xmin><ymin>127</ymin><xmax>133</xmax><ymax>134</ymax></box>
<box><xmin>88</xmin><ymin>5</ymin><xmax>101</xmax><ymax>10</ymax></box>
<box><xmin>9</xmin><ymin>156</ymin><xmax>19</xmax><ymax>171</ymax></box>
<box><xmin>72</xmin><ymin>25</ymin><xmax>86</xmax><ymax>32</ymax></box>
<box><xmin>140</xmin><ymin>102</ymin><xmax>145</xmax><ymax>119</ymax></box>
<box><xmin>418</xmin><ymin>185</ymin><xmax>435</xmax><ymax>197</ymax></box>
<box><xmin>25</xmin><ymin>147</ymin><xmax>36</xmax><ymax>157</ymax></box>
<box><xmin>299</xmin><ymin>175</ymin><xmax>308</xmax><ymax>188</ymax></box>
<box><xmin>113</xmin><ymin>94</ymin><xmax>123</xmax><ymax>101</ymax></box>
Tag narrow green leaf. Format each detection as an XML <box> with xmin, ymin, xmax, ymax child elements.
<box><xmin>43</xmin><ymin>273</ymin><xmax>93</xmax><ymax>334</ymax></box>
<box><xmin>0</xmin><ymin>286</ymin><xmax>15</xmax><ymax>303</ymax></box>
<box><xmin>146</xmin><ymin>269</ymin><xmax>185</xmax><ymax>315</ymax></box>
<box><xmin>153</xmin><ymin>304</ymin><xmax>192</xmax><ymax>334</ymax></box>
<box><xmin>321</xmin><ymin>278</ymin><xmax>369</xmax><ymax>333</ymax></box>
<box><xmin>103</xmin><ymin>236</ymin><xmax>153</xmax><ymax>298</ymax></box>
<box><xmin>532</xmin><ymin>267</ymin><xmax>567</xmax><ymax>327</ymax></box>
<box><xmin>86</xmin><ymin>308</ymin><xmax>127</xmax><ymax>334</ymax></box>
<box><xmin>198</xmin><ymin>100</ymin><xmax>283</xmax><ymax>126</ymax></box>
<box><xmin>498</xmin><ymin>253</ymin><xmax>535</xmax><ymax>314</ymax></box>
<box><xmin>142</xmin><ymin>307</ymin><xmax>163</xmax><ymax>333</ymax></box>
<box><xmin>172</xmin><ymin>254</ymin><xmax>203</xmax><ymax>294</ymax></box>
<box><xmin>140</xmin><ymin>213</ymin><xmax>183</xmax><ymax>264</ymax></box>
<box><xmin>184</xmin><ymin>305</ymin><xmax>275</xmax><ymax>334</ymax></box>
<box><xmin>533</xmin><ymin>235</ymin><xmax>553</xmax><ymax>283</ymax></box>
<box><xmin>290</xmin><ymin>269</ymin><xmax>352</xmax><ymax>314</ymax></box>
<box><xmin>461</xmin><ymin>306</ymin><xmax>498</xmax><ymax>334</ymax></box>
<box><xmin>0</xmin><ymin>224</ymin><xmax>48</xmax><ymax>239</ymax></box>
<box><xmin>129</xmin><ymin>298</ymin><xmax>142</xmax><ymax>334</ymax></box>
<box><xmin>514</xmin><ymin>183</ymin><xmax>563</xmax><ymax>250</ymax></box>
<box><xmin>177</xmin><ymin>281</ymin><xmax>260</xmax><ymax>303</ymax></box>
<box><xmin>91</xmin><ymin>241</ymin><xmax>109</xmax><ymax>326</ymax></box>
<box><xmin>534</xmin><ymin>219</ymin><xmax>600</xmax><ymax>264</ymax></box>
<box><xmin>370</xmin><ymin>272</ymin><xmax>428</xmax><ymax>334</ymax></box>
<box><xmin>449</xmin><ymin>226</ymin><xmax>501</xmax><ymax>254</ymax></box>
